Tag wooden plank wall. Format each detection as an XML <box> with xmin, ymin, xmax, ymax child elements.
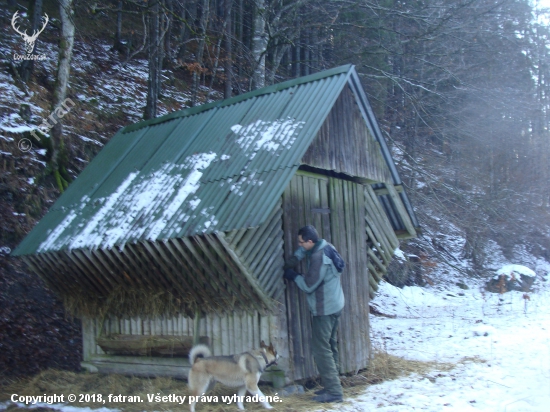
<box><xmin>301</xmin><ymin>85</ymin><xmax>393</xmax><ymax>185</ymax></box>
<box><xmin>282</xmin><ymin>172</ymin><xmax>331</xmax><ymax>381</ymax></box>
<box><xmin>329</xmin><ymin>177</ymin><xmax>370</xmax><ymax>373</ymax></box>
<box><xmin>282</xmin><ymin>172</ymin><xmax>370</xmax><ymax>380</ymax></box>
<box><xmin>82</xmin><ymin>311</ymin><xmax>279</xmax><ymax>361</ymax></box>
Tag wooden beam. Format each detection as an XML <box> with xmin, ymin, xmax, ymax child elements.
<box><xmin>88</xmin><ymin>355</ymin><xmax>190</xmax><ymax>379</ymax></box>
<box><xmin>365</xmin><ymin>219</ymin><xmax>392</xmax><ymax>265</ymax></box>
<box><xmin>180</xmin><ymin>237</ymin><xmax>225</xmax><ymax>293</ymax></box>
<box><xmin>374</xmin><ymin>185</ymin><xmax>404</xmax><ymax>196</ymax></box>
<box><xmin>365</xmin><ymin>186</ymin><xmax>400</xmax><ymax>250</ymax></box>
<box><xmin>385</xmin><ymin>184</ymin><xmax>417</xmax><ymax>238</ymax></box>
<box><xmin>62</xmin><ymin>250</ymin><xmax>106</xmax><ymax>295</ymax></box>
<box><xmin>112</xmin><ymin>245</ymin><xmax>156</xmax><ymax>289</ymax></box>
<box><xmin>396</xmin><ymin>230</ymin><xmax>419</xmax><ymax>239</ymax></box>
<box><xmin>208</xmin><ymin>233</ymin><xmax>273</xmax><ymax>312</ymax></box>
<box><xmin>366</xmin><ymin>247</ymin><xmax>387</xmax><ymax>274</ymax></box>
<box><xmin>368</xmin><ymin>273</ymin><xmax>379</xmax><ymax>292</ymax></box>
<box><xmin>161</xmin><ymin>240</ymin><xmax>211</xmax><ymax>304</ymax></box>
<box><xmin>193</xmin><ymin>310</ymin><xmax>201</xmax><ymax>346</ymax></box>
<box><xmin>26</xmin><ymin>255</ymin><xmax>67</xmax><ymax>295</ymax></box>
<box><xmin>80</xmin><ymin>249</ymin><xmax>122</xmax><ymax>288</ymax></box>
<box><xmin>126</xmin><ymin>243</ymin><xmax>173</xmax><ymax>291</ymax></box>
<box><xmin>168</xmin><ymin>238</ymin><xmax>218</xmax><ymax>293</ymax></box>
<box><xmin>367</xmin><ymin>262</ymin><xmax>383</xmax><ymax>282</ymax></box>
<box><xmin>142</xmin><ymin>241</ymin><xmax>201</xmax><ymax>308</ymax></box>
<box><xmin>193</xmin><ymin>235</ymin><xmax>254</xmax><ymax>305</ymax></box>
<box><xmin>95</xmin><ymin>248</ymin><xmax>140</xmax><ymax>288</ymax></box>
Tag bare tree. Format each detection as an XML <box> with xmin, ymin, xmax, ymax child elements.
<box><xmin>50</xmin><ymin>0</ymin><xmax>75</xmax><ymax>192</ymax></box>
<box><xmin>251</xmin><ymin>0</ymin><xmax>267</xmax><ymax>89</ymax></box>
<box><xmin>17</xmin><ymin>0</ymin><xmax>45</xmax><ymax>82</ymax></box>
<box><xmin>190</xmin><ymin>0</ymin><xmax>210</xmax><ymax>106</ymax></box>
<box><xmin>224</xmin><ymin>0</ymin><xmax>233</xmax><ymax>98</ymax></box>
<box><xmin>144</xmin><ymin>0</ymin><xmax>162</xmax><ymax>119</ymax></box>
<box><xmin>113</xmin><ymin>0</ymin><xmax>125</xmax><ymax>53</ymax></box>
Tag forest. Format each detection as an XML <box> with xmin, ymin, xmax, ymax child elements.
<box><xmin>1</xmin><ymin>0</ymin><xmax>550</xmax><ymax>377</ymax></box>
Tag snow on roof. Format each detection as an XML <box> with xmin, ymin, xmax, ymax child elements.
<box><xmin>37</xmin><ymin>152</ymin><xmax>218</xmax><ymax>252</ymax></box>
<box><xmin>232</xmin><ymin>118</ymin><xmax>305</xmax><ymax>159</ymax></box>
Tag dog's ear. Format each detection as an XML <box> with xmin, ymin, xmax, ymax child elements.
<box><xmin>268</xmin><ymin>342</ymin><xmax>274</xmax><ymax>351</ymax></box>
<box><xmin>260</xmin><ymin>340</ymin><xmax>267</xmax><ymax>348</ymax></box>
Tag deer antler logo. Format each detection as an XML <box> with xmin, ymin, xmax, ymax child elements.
<box><xmin>11</xmin><ymin>11</ymin><xmax>49</xmax><ymax>55</ymax></box>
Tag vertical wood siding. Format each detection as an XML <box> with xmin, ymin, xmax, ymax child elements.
<box><xmin>282</xmin><ymin>173</ymin><xmax>370</xmax><ymax>380</ymax></box>
<box><xmin>282</xmin><ymin>173</ymin><xmax>330</xmax><ymax>380</ymax></box>
<box><xmin>301</xmin><ymin>85</ymin><xmax>393</xmax><ymax>185</ymax></box>
<box><xmin>329</xmin><ymin>177</ymin><xmax>370</xmax><ymax>373</ymax></box>
<box><xmin>83</xmin><ymin>311</ymin><xmax>279</xmax><ymax>360</ymax></box>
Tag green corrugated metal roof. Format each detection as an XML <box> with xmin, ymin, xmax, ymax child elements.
<box><xmin>13</xmin><ymin>66</ymin><xmax>358</xmax><ymax>256</ymax></box>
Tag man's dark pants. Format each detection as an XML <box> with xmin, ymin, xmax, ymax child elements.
<box><xmin>311</xmin><ymin>310</ymin><xmax>343</xmax><ymax>396</ymax></box>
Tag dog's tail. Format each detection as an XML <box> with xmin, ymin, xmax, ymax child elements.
<box><xmin>189</xmin><ymin>344</ymin><xmax>211</xmax><ymax>365</ymax></box>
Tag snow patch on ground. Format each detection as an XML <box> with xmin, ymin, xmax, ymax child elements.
<box><xmin>349</xmin><ymin>274</ymin><xmax>550</xmax><ymax>411</ymax></box>
<box><xmin>495</xmin><ymin>264</ymin><xmax>536</xmax><ymax>280</ymax></box>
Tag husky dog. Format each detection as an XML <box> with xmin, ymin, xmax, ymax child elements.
<box><xmin>188</xmin><ymin>341</ymin><xmax>279</xmax><ymax>411</ymax></box>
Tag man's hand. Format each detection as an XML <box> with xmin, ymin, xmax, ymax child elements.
<box><xmin>283</xmin><ymin>256</ymin><xmax>300</xmax><ymax>269</ymax></box>
<box><xmin>283</xmin><ymin>268</ymin><xmax>299</xmax><ymax>282</ymax></box>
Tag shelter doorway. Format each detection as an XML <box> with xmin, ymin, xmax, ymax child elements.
<box><xmin>282</xmin><ymin>171</ymin><xmax>370</xmax><ymax>380</ymax></box>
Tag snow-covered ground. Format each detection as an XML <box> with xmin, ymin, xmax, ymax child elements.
<box><xmin>347</xmin><ymin>275</ymin><xmax>550</xmax><ymax>411</ymax></box>
<box><xmin>3</xmin><ymin>265</ymin><xmax>549</xmax><ymax>412</ymax></box>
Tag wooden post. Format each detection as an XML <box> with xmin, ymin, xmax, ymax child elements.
<box><xmin>193</xmin><ymin>309</ymin><xmax>201</xmax><ymax>346</ymax></box>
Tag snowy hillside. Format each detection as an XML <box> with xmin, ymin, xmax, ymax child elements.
<box><xmin>359</xmin><ymin>282</ymin><xmax>550</xmax><ymax>411</ymax></box>
<box><xmin>353</xmin><ymin>243</ymin><xmax>550</xmax><ymax>411</ymax></box>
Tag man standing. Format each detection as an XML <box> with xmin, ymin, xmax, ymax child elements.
<box><xmin>283</xmin><ymin>225</ymin><xmax>345</xmax><ymax>403</ymax></box>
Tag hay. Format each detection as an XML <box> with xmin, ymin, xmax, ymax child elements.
<box><xmin>62</xmin><ymin>286</ymin><xmax>198</xmax><ymax>318</ymax></box>
<box><xmin>61</xmin><ymin>286</ymin><xmax>238</xmax><ymax>319</ymax></box>
<box><xmin>345</xmin><ymin>347</ymin><xmax>456</xmax><ymax>386</ymax></box>
<box><xmin>0</xmin><ymin>348</ymin><xmax>469</xmax><ymax>412</ymax></box>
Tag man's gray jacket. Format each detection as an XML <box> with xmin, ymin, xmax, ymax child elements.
<box><xmin>292</xmin><ymin>239</ymin><xmax>345</xmax><ymax>316</ymax></box>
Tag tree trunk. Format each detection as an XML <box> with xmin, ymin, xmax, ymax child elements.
<box><xmin>208</xmin><ymin>0</ymin><xmax>234</xmax><ymax>99</ymax></box>
<box><xmin>237</xmin><ymin>0</ymin><xmax>244</xmax><ymax>83</ymax></box>
<box><xmin>190</xmin><ymin>0</ymin><xmax>210</xmax><ymax>106</ymax></box>
<box><xmin>267</xmin><ymin>43</ymin><xmax>289</xmax><ymax>85</ymax></box>
<box><xmin>302</xmin><ymin>28</ymin><xmax>310</xmax><ymax>76</ymax></box>
<box><xmin>158</xmin><ymin>3</ymin><xmax>165</xmax><ymax>95</ymax></box>
<box><xmin>292</xmin><ymin>17</ymin><xmax>301</xmax><ymax>78</ymax></box>
<box><xmin>164</xmin><ymin>0</ymin><xmax>173</xmax><ymax>61</ymax></box>
<box><xmin>251</xmin><ymin>0</ymin><xmax>267</xmax><ymax>90</ymax></box>
<box><xmin>50</xmin><ymin>0</ymin><xmax>75</xmax><ymax>192</ymax></box>
<box><xmin>224</xmin><ymin>0</ymin><xmax>233</xmax><ymax>98</ymax></box>
<box><xmin>113</xmin><ymin>0</ymin><xmax>124</xmax><ymax>52</ymax></box>
<box><xmin>176</xmin><ymin>0</ymin><xmax>190</xmax><ymax>61</ymax></box>
<box><xmin>293</xmin><ymin>42</ymin><xmax>300</xmax><ymax>77</ymax></box>
<box><xmin>311</xmin><ymin>28</ymin><xmax>318</xmax><ymax>72</ymax></box>
<box><xmin>145</xmin><ymin>0</ymin><xmax>160</xmax><ymax>119</ymax></box>
<box><xmin>19</xmin><ymin>0</ymin><xmax>44</xmax><ymax>83</ymax></box>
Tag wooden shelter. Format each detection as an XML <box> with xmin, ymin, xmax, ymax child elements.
<box><xmin>13</xmin><ymin>65</ymin><xmax>418</xmax><ymax>382</ymax></box>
